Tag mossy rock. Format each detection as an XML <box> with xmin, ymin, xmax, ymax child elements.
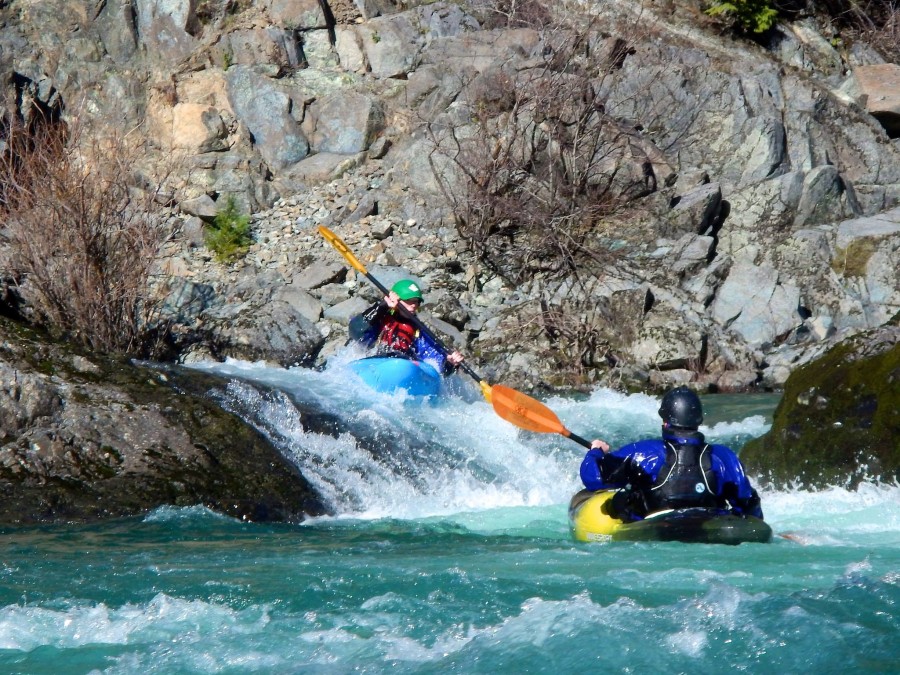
<box><xmin>741</xmin><ymin>325</ymin><xmax>900</xmax><ymax>488</ymax></box>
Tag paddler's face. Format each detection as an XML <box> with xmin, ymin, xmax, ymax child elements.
<box><xmin>401</xmin><ymin>298</ymin><xmax>421</xmax><ymax>313</ymax></box>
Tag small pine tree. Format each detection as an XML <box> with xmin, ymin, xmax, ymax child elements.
<box><xmin>706</xmin><ymin>0</ymin><xmax>779</xmax><ymax>33</ymax></box>
<box><xmin>205</xmin><ymin>195</ymin><xmax>253</xmax><ymax>262</ymax></box>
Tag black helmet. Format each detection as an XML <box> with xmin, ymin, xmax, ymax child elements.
<box><xmin>658</xmin><ymin>386</ymin><xmax>703</xmax><ymax>429</ymax></box>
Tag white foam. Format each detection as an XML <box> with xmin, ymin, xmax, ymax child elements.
<box><xmin>143</xmin><ymin>504</ymin><xmax>228</xmax><ymax>523</ymax></box>
<box><xmin>666</xmin><ymin>628</ymin><xmax>708</xmax><ymax>657</ymax></box>
<box><xmin>0</xmin><ymin>594</ymin><xmax>269</xmax><ymax>652</ymax></box>
<box><xmin>205</xmin><ymin>368</ymin><xmax>584</xmax><ymax>520</ymax></box>
<box><xmin>188</xmin><ymin>360</ymin><xmax>900</xmax><ymax>541</ymax></box>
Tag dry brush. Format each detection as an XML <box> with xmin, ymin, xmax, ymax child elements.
<box><xmin>0</xmin><ymin>116</ymin><xmax>173</xmax><ymax>355</ymax></box>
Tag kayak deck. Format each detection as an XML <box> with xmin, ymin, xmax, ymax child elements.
<box><xmin>348</xmin><ymin>355</ymin><xmax>442</xmax><ymax>396</ymax></box>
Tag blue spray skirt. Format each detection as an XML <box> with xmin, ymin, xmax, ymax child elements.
<box><xmin>348</xmin><ymin>355</ymin><xmax>442</xmax><ymax>397</ymax></box>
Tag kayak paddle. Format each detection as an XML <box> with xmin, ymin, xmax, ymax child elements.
<box><xmin>317</xmin><ymin>225</ymin><xmax>494</xmax><ymax>401</ymax></box>
<box><xmin>490</xmin><ymin>384</ymin><xmax>592</xmax><ymax>448</ymax></box>
<box><xmin>318</xmin><ymin>226</ymin><xmax>595</xmax><ymax>447</ymax></box>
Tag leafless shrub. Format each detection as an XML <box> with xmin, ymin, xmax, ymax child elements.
<box><xmin>475</xmin><ymin>286</ymin><xmax>648</xmax><ymax>388</ymax></box>
<box><xmin>0</xmin><ymin>116</ymin><xmax>173</xmax><ymax>355</ymax></box>
<box><xmin>852</xmin><ymin>0</ymin><xmax>900</xmax><ymax>61</ymax></box>
<box><xmin>419</xmin><ymin>2</ymin><xmax>686</xmax><ymax>384</ymax></box>
<box><xmin>821</xmin><ymin>0</ymin><xmax>900</xmax><ymax>62</ymax></box>
<box><xmin>426</xmin><ymin>12</ymin><xmax>656</xmax><ymax>286</ymax></box>
<box><xmin>537</xmin><ymin>299</ymin><xmax>611</xmax><ymax>372</ymax></box>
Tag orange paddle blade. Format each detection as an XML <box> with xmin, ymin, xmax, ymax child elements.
<box><xmin>318</xmin><ymin>225</ymin><xmax>367</xmax><ymax>275</ymax></box>
<box><xmin>490</xmin><ymin>384</ymin><xmax>569</xmax><ymax>435</ymax></box>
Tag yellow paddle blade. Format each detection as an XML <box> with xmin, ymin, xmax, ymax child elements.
<box><xmin>318</xmin><ymin>225</ymin><xmax>367</xmax><ymax>275</ymax></box>
<box><xmin>479</xmin><ymin>380</ymin><xmax>493</xmax><ymax>403</ymax></box>
<box><xmin>490</xmin><ymin>384</ymin><xmax>569</xmax><ymax>436</ymax></box>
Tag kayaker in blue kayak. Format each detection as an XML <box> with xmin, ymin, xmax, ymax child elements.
<box><xmin>348</xmin><ymin>279</ymin><xmax>464</xmax><ymax>375</ymax></box>
<box><xmin>580</xmin><ymin>386</ymin><xmax>763</xmax><ymax>521</ymax></box>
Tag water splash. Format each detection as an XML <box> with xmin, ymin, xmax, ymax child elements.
<box><xmin>187</xmin><ymin>356</ymin><xmax>897</xmax><ymax>545</ymax></box>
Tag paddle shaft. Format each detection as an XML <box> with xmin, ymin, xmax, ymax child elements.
<box><xmin>566</xmin><ymin>431</ymin><xmax>592</xmax><ymax>449</ymax></box>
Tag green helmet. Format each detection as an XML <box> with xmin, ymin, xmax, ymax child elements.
<box><xmin>391</xmin><ymin>279</ymin><xmax>423</xmax><ymax>302</ymax></box>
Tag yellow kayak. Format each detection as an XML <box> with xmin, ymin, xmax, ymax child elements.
<box><xmin>568</xmin><ymin>490</ymin><xmax>620</xmax><ymax>542</ymax></box>
<box><xmin>568</xmin><ymin>490</ymin><xmax>773</xmax><ymax>545</ymax></box>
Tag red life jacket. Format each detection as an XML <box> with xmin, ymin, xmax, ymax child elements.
<box><xmin>378</xmin><ymin>315</ymin><xmax>418</xmax><ymax>354</ymax></box>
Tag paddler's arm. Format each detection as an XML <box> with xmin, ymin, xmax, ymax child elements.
<box><xmin>583</xmin><ymin>439</ymin><xmax>643</xmax><ymax>488</ymax></box>
<box><xmin>580</xmin><ymin>446</ymin><xmax>607</xmax><ymax>491</ymax></box>
<box><xmin>713</xmin><ymin>446</ymin><xmax>764</xmax><ymax>519</ymax></box>
<box><xmin>348</xmin><ymin>300</ymin><xmax>390</xmax><ymax>346</ymax></box>
<box><xmin>416</xmin><ymin>333</ymin><xmax>464</xmax><ymax>375</ymax></box>
<box><xmin>722</xmin><ymin>482</ymin><xmax>763</xmax><ymax>519</ymax></box>
<box><xmin>580</xmin><ymin>439</ymin><xmax>623</xmax><ymax>491</ymax></box>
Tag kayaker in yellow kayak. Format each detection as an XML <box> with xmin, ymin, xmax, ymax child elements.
<box><xmin>581</xmin><ymin>386</ymin><xmax>763</xmax><ymax>522</ymax></box>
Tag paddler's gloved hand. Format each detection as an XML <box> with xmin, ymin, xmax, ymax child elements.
<box><xmin>441</xmin><ymin>350</ymin><xmax>464</xmax><ymax>375</ymax></box>
<box><xmin>591</xmin><ymin>439</ymin><xmax>610</xmax><ymax>453</ymax></box>
<box><xmin>385</xmin><ymin>290</ymin><xmax>422</xmax><ymax>315</ymax></box>
<box><xmin>737</xmin><ymin>489</ymin><xmax>763</xmax><ymax>519</ymax></box>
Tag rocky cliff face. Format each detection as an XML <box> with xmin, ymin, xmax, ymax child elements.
<box><xmin>1</xmin><ymin>0</ymin><xmax>898</xmax><ymax>395</ymax></box>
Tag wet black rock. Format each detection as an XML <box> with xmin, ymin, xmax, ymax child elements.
<box><xmin>0</xmin><ymin>317</ymin><xmax>325</xmax><ymax>525</ymax></box>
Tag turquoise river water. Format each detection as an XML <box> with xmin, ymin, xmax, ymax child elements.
<box><xmin>2</xmin><ymin>351</ymin><xmax>898</xmax><ymax>674</ymax></box>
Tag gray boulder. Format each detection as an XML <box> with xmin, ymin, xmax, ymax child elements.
<box><xmin>0</xmin><ymin>362</ymin><xmax>63</xmax><ymax>432</ymax></box>
<box><xmin>630</xmin><ymin>305</ymin><xmax>704</xmax><ymax>371</ymax></box>
<box><xmin>711</xmin><ymin>260</ymin><xmax>801</xmax><ymax>347</ymax></box>
<box><xmin>355</xmin><ymin>13</ymin><xmax>423</xmax><ymax>78</ymax></box>
<box><xmin>309</xmin><ymin>92</ymin><xmax>385</xmax><ymax>154</ymax></box>
<box><xmin>134</xmin><ymin>0</ymin><xmax>197</xmax><ymax>63</ymax></box>
<box><xmin>276</xmin><ymin>152</ymin><xmax>366</xmax><ymax>192</ymax></box>
<box><xmin>267</xmin><ymin>0</ymin><xmax>328</xmax><ymax>29</ymax></box>
<box><xmin>335</xmin><ymin>26</ymin><xmax>367</xmax><ymax>73</ymax></box>
<box><xmin>324</xmin><ymin>296</ymin><xmax>370</xmax><ymax>324</ymax></box>
<box><xmin>793</xmin><ymin>165</ymin><xmax>861</xmax><ymax>230</ymax></box>
<box><xmin>667</xmin><ymin>184</ymin><xmax>723</xmax><ymax>236</ymax></box>
<box><xmin>301</xmin><ymin>29</ymin><xmax>340</xmax><ymax>69</ymax></box>
<box><xmin>274</xmin><ymin>285</ymin><xmax>324</xmax><ymax>323</ymax></box>
<box><xmin>670</xmin><ymin>235</ymin><xmax>716</xmax><ymax>275</ymax></box>
<box><xmin>161</xmin><ymin>279</ymin><xmax>220</xmax><ymax>325</ymax></box>
<box><xmin>291</xmin><ymin>260</ymin><xmax>348</xmax><ymax>289</ymax></box>
<box><xmin>96</xmin><ymin>0</ymin><xmax>138</xmax><ymax>63</ymax></box>
<box><xmin>226</xmin><ymin>66</ymin><xmax>310</xmax><ymax>171</ymax></box>
<box><xmin>833</xmin><ymin>207</ymin><xmax>900</xmax><ymax>327</ymax></box>
<box><xmin>0</xmin><ymin>318</ymin><xmax>324</xmax><ymax>525</ymax></box>
<box><xmin>223</xmin><ymin>28</ymin><xmax>302</xmax><ymax>70</ymax></box>
<box><xmin>180</xmin><ymin>194</ymin><xmax>218</xmax><ymax>221</ymax></box>
<box><xmin>209</xmin><ymin>299</ymin><xmax>324</xmax><ymax>367</ymax></box>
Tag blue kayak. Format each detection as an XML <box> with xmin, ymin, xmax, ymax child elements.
<box><xmin>348</xmin><ymin>355</ymin><xmax>442</xmax><ymax>396</ymax></box>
